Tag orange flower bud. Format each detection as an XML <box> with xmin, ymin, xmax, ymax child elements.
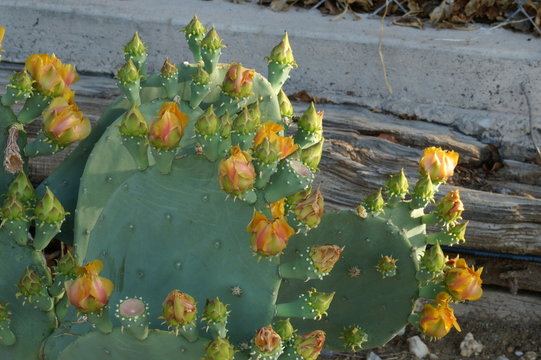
<box><xmin>445</xmin><ymin>257</ymin><xmax>483</xmax><ymax>301</ymax></box>
<box><xmin>218</xmin><ymin>146</ymin><xmax>256</xmax><ymax>196</ymax></box>
<box><xmin>25</xmin><ymin>54</ymin><xmax>79</xmax><ymax>97</ymax></box>
<box><xmin>293</xmin><ymin>330</ymin><xmax>326</xmax><ymax>360</ymax></box>
<box><xmin>254</xmin><ymin>121</ymin><xmax>298</xmax><ymax>160</ymax></box>
<box><xmin>222</xmin><ymin>63</ymin><xmax>254</xmax><ymax>99</ymax></box>
<box><xmin>148</xmin><ymin>102</ymin><xmax>189</xmax><ymax>150</ymax></box>
<box><xmin>64</xmin><ymin>260</ymin><xmax>114</xmax><ymax>314</ymax></box>
<box><xmin>161</xmin><ymin>290</ymin><xmax>197</xmax><ymax>327</ymax></box>
<box><xmin>294</xmin><ymin>189</ymin><xmax>324</xmax><ymax>228</ymax></box>
<box><xmin>254</xmin><ymin>326</ymin><xmax>282</xmax><ymax>354</ymax></box>
<box><xmin>419</xmin><ymin>147</ymin><xmax>459</xmax><ymax>183</ymax></box>
<box><xmin>309</xmin><ymin>244</ymin><xmax>342</xmax><ymax>274</ymax></box>
<box><xmin>246</xmin><ymin>211</ymin><xmax>295</xmax><ymax>257</ymax></box>
<box><xmin>42</xmin><ymin>97</ymin><xmax>91</xmax><ymax>146</ymax></box>
<box><xmin>435</xmin><ymin>190</ymin><xmax>464</xmax><ymax>224</ymax></box>
<box><xmin>419</xmin><ymin>292</ymin><xmax>461</xmax><ymax>339</ymax></box>
<box><xmin>270</xmin><ymin>198</ymin><xmax>286</xmax><ymax>219</ymax></box>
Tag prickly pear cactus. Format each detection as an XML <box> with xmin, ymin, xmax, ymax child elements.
<box><xmin>0</xmin><ymin>20</ymin><xmax>483</xmax><ymax>360</ymax></box>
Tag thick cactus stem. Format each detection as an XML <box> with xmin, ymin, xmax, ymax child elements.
<box><xmin>254</xmin><ymin>161</ymin><xmax>279</xmax><ymax>189</ymax></box>
<box><xmin>182</xmin><ymin>16</ymin><xmax>208</xmax><ymax>62</ymax></box>
<box><xmin>275</xmin><ymin>290</ymin><xmax>334</xmax><ymax>320</ymax></box>
<box><xmin>267</xmin><ymin>62</ymin><xmax>292</xmax><ymax>94</ymax></box>
<box><xmin>151</xmin><ymin>147</ymin><xmax>177</xmax><ymax>175</ymax></box>
<box><xmin>24</xmin><ymin>132</ymin><xmax>62</xmax><ymax>157</ymax></box>
<box><xmin>118</xmin><ymin>80</ymin><xmax>141</xmax><ymax>106</ymax></box>
<box><xmin>33</xmin><ymin>221</ymin><xmax>62</xmax><ymax>251</ymax></box>
<box><xmin>121</xmin><ymin>136</ymin><xmax>149</xmax><ymax>170</ymax></box>
<box><xmin>116</xmin><ymin>297</ymin><xmax>149</xmax><ymax>341</ymax></box>
<box><xmin>0</xmin><ymin>326</ymin><xmax>15</xmax><ymax>347</ymax></box>
<box><xmin>264</xmin><ymin>160</ymin><xmax>314</xmax><ymax>203</ymax></box>
<box><xmin>87</xmin><ymin>307</ymin><xmax>113</xmax><ymax>334</ymax></box>
<box><xmin>1</xmin><ymin>220</ymin><xmax>29</xmax><ymax>246</ymax></box>
<box><xmin>278</xmin><ymin>256</ymin><xmax>323</xmax><ymax>281</ymax></box>
<box><xmin>201</xmin><ymin>47</ymin><xmax>221</xmax><ymax>75</ymax></box>
<box><xmin>17</xmin><ymin>93</ymin><xmax>51</xmax><ymax>124</ymax></box>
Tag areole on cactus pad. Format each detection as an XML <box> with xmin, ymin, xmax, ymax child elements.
<box><xmin>0</xmin><ymin>17</ymin><xmax>482</xmax><ymax>360</ymax></box>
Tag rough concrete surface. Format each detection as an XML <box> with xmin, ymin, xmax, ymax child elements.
<box><xmin>0</xmin><ymin>0</ymin><xmax>540</xmax><ymax>160</ymax></box>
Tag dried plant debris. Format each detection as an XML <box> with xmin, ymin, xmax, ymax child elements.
<box><xmin>243</xmin><ymin>0</ymin><xmax>541</xmax><ymax>34</ymax></box>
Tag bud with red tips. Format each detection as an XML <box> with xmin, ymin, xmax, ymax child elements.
<box><xmin>218</xmin><ymin>146</ymin><xmax>256</xmax><ymax>196</ymax></box>
<box><xmin>444</xmin><ymin>257</ymin><xmax>483</xmax><ymax>301</ymax></box>
<box><xmin>222</xmin><ymin>63</ymin><xmax>254</xmax><ymax>99</ymax></box>
<box><xmin>40</xmin><ymin>97</ymin><xmax>91</xmax><ymax>148</ymax></box>
<box><xmin>161</xmin><ymin>290</ymin><xmax>197</xmax><ymax>328</ymax></box>
<box><xmin>252</xmin><ymin>326</ymin><xmax>283</xmax><ymax>359</ymax></box>
<box><xmin>435</xmin><ymin>190</ymin><xmax>464</xmax><ymax>225</ymax></box>
<box><xmin>149</xmin><ymin>102</ymin><xmax>189</xmax><ymax>151</ymax></box>
<box><xmin>246</xmin><ymin>211</ymin><xmax>295</xmax><ymax>257</ymax></box>
<box><xmin>419</xmin><ymin>292</ymin><xmax>461</xmax><ymax>339</ymax></box>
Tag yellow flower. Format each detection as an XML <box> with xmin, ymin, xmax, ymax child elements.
<box><xmin>419</xmin><ymin>292</ymin><xmax>461</xmax><ymax>339</ymax></box>
<box><xmin>148</xmin><ymin>102</ymin><xmax>189</xmax><ymax>150</ymax></box>
<box><xmin>254</xmin><ymin>121</ymin><xmax>298</xmax><ymax>160</ymax></box>
<box><xmin>269</xmin><ymin>198</ymin><xmax>286</xmax><ymax>219</ymax></box>
<box><xmin>246</xmin><ymin>211</ymin><xmax>295</xmax><ymax>257</ymax></box>
<box><xmin>64</xmin><ymin>260</ymin><xmax>114</xmax><ymax>313</ymax></box>
<box><xmin>0</xmin><ymin>25</ymin><xmax>5</xmax><ymax>53</ymax></box>
<box><xmin>419</xmin><ymin>147</ymin><xmax>459</xmax><ymax>183</ymax></box>
<box><xmin>42</xmin><ymin>97</ymin><xmax>91</xmax><ymax>146</ymax></box>
<box><xmin>25</xmin><ymin>54</ymin><xmax>79</xmax><ymax>97</ymax></box>
<box><xmin>445</xmin><ymin>257</ymin><xmax>483</xmax><ymax>301</ymax></box>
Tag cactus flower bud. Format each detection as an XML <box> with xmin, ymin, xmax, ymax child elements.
<box><xmin>196</xmin><ymin>105</ymin><xmax>220</xmax><ymax>136</ymax></box>
<box><xmin>54</xmin><ymin>251</ymin><xmax>78</xmax><ymax>278</ymax></box>
<box><xmin>306</xmin><ymin>289</ymin><xmax>334</xmax><ymax>320</ymax></box>
<box><xmin>183</xmin><ymin>16</ymin><xmax>207</xmax><ymax>37</ymax></box>
<box><xmin>25</xmin><ymin>54</ymin><xmax>79</xmax><ymax>97</ymax></box>
<box><xmin>8</xmin><ymin>70</ymin><xmax>34</xmax><ymax>97</ymax></box>
<box><xmin>1</xmin><ymin>195</ymin><xmax>26</xmax><ymax>220</ymax></box>
<box><xmin>246</xmin><ymin>211</ymin><xmax>295</xmax><ymax>257</ymax></box>
<box><xmin>16</xmin><ymin>267</ymin><xmax>45</xmax><ymax>300</ymax></box>
<box><xmin>294</xmin><ymin>189</ymin><xmax>324</xmax><ymax>228</ymax></box>
<box><xmin>218</xmin><ymin>146</ymin><xmax>256</xmax><ymax>196</ymax></box>
<box><xmin>193</xmin><ymin>66</ymin><xmax>211</xmax><ymax>85</ymax></box>
<box><xmin>161</xmin><ymin>290</ymin><xmax>197</xmax><ymax>327</ymax></box>
<box><xmin>34</xmin><ymin>187</ymin><xmax>66</xmax><ymax>223</ymax></box>
<box><xmin>385</xmin><ymin>168</ymin><xmax>409</xmax><ymax>198</ymax></box>
<box><xmin>286</xmin><ymin>187</ymin><xmax>312</xmax><ymax>206</ymax></box>
<box><xmin>254</xmin><ymin>137</ymin><xmax>281</xmax><ymax>164</ymax></box>
<box><xmin>447</xmin><ymin>221</ymin><xmax>468</xmax><ymax>243</ymax></box>
<box><xmin>201</xmin><ymin>27</ymin><xmax>225</xmax><ymax>51</ymax></box>
<box><xmin>413</xmin><ymin>174</ymin><xmax>435</xmax><ymax>202</ymax></box>
<box><xmin>203</xmin><ymin>297</ymin><xmax>229</xmax><ymax>324</ymax></box>
<box><xmin>298</xmin><ymin>103</ymin><xmax>323</xmax><ymax>133</ymax></box>
<box><xmin>273</xmin><ymin>319</ymin><xmax>296</xmax><ymax>342</ymax></box>
<box><xmin>160</xmin><ymin>57</ymin><xmax>178</xmax><ymax>79</ymax></box>
<box><xmin>117</xmin><ymin>59</ymin><xmax>140</xmax><ymax>84</ymax></box>
<box><xmin>270</xmin><ymin>198</ymin><xmax>286</xmax><ymax>219</ymax></box>
<box><xmin>0</xmin><ymin>302</ymin><xmax>10</xmax><ymax>323</ymax></box>
<box><xmin>124</xmin><ymin>32</ymin><xmax>147</xmax><ymax>56</ymax></box>
<box><xmin>64</xmin><ymin>260</ymin><xmax>114</xmax><ymax>314</ymax></box>
<box><xmin>148</xmin><ymin>102</ymin><xmax>189</xmax><ymax>150</ymax></box>
<box><xmin>7</xmin><ymin>171</ymin><xmax>35</xmax><ymax>204</ymax></box>
<box><xmin>220</xmin><ymin>111</ymin><xmax>232</xmax><ymax>138</ymax></box>
<box><xmin>222</xmin><ymin>63</ymin><xmax>254</xmax><ymax>99</ymax></box>
<box><xmin>254</xmin><ymin>326</ymin><xmax>283</xmax><ymax>355</ymax></box>
<box><xmin>293</xmin><ymin>330</ymin><xmax>326</xmax><ymax>360</ymax></box>
<box><xmin>204</xmin><ymin>337</ymin><xmax>236</xmax><ymax>360</ymax></box>
<box><xmin>232</xmin><ymin>107</ymin><xmax>259</xmax><ymax>135</ymax></box>
<box><xmin>0</xmin><ymin>25</ymin><xmax>5</xmax><ymax>54</ymax></box>
<box><xmin>118</xmin><ymin>104</ymin><xmax>148</xmax><ymax>137</ymax></box>
<box><xmin>435</xmin><ymin>190</ymin><xmax>464</xmax><ymax>224</ymax></box>
<box><xmin>376</xmin><ymin>255</ymin><xmax>398</xmax><ymax>278</ymax></box>
<box><xmin>421</xmin><ymin>242</ymin><xmax>445</xmax><ymax>273</ymax></box>
<box><xmin>42</xmin><ymin>97</ymin><xmax>91</xmax><ymax>147</ymax></box>
<box><xmin>364</xmin><ymin>188</ymin><xmax>385</xmax><ymax>213</ymax></box>
<box><xmin>267</xmin><ymin>33</ymin><xmax>296</xmax><ymax>67</ymax></box>
<box><xmin>342</xmin><ymin>326</ymin><xmax>368</xmax><ymax>351</ymax></box>
<box><xmin>309</xmin><ymin>244</ymin><xmax>343</xmax><ymax>274</ymax></box>
<box><xmin>278</xmin><ymin>89</ymin><xmax>295</xmax><ymax>119</ymax></box>
<box><xmin>419</xmin><ymin>147</ymin><xmax>459</xmax><ymax>183</ymax></box>
<box><xmin>444</xmin><ymin>257</ymin><xmax>483</xmax><ymax>301</ymax></box>
<box><xmin>254</xmin><ymin>121</ymin><xmax>298</xmax><ymax>160</ymax></box>
<box><xmin>301</xmin><ymin>139</ymin><xmax>323</xmax><ymax>171</ymax></box>
<box><xmin>419</xmin><ymin>292</ymin><xmax>461</xmax><ymax>339</ymax></box>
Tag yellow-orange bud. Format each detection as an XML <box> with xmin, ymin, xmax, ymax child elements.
<box><xmin>148</xmin><ymin>102</ymin><xmax>189</xmax><ymax>150</ymax></box>
<box><xmin>218</xmin><ymin>146</ymin><xmax>256</xmax><ymax>196</ymax></box>
<box><xmin>419</xmin><ymin>292</ymin><xmax>461</xmax><ymax>339</ymax></box>
<box><xmin>419</xmin><ymin>147</ymin><xmax>459</xmax><ymax>183</ymax></box>
<box><xmin>42</xmin><ymin>97</ymin><xmax>91</xmax><ymax>146</ymax></box>
<box><xmin>246</xmin><ymin>211</ymin><xmax>295</xmax><ymax>257</ymax></box>
<box><xmin>445</xmin><ymin>257</ymin><xmax>483</xmax><ymax>301</ymax></box>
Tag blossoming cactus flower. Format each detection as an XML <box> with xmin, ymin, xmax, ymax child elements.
<box><xmin>182</xmin><ymin>16</ymin><xmax>207</xmax><ymax>62</ymax></box>
<box><xmin>251</xmin><ymin>326</ymin><xmax>284</xmax><ymax>360</ymax></box>
<box><xmin>124</xmin><ymin>32</ymin><xmax>148</xmax><ymax>76</ymax></box>
<box><xmin>24</xmin><ymin>96</ymin><xmax>91</xmax><ymax>156</ymax></box>
<box><xmin>222</xmin><ymin>63</ymin><xmax>255</xmax><ymax>99</ymax></box>
<box><xmin>444</xmin><ymin>257</ymin><xmax>483</xmax><ymax>301</ymax></box>
<box><xmin>293</xmin><ymin>189</ymin><xmax>324</xmax><ymax>229</ymax></box>
<box><xmin>342</xmin><ymin>326</ymin><xmax>368</xmax><ymax>351</ymax></box>
<box><xmin>16</xmin><ymin>267</ymin><xmax>53</xmax><ymax>311</ymax></box>
<box><xmin>295</xmin><ymin>102</ymin><xmax>323</xmax><ymax>149</ymax></box>
<box><xmin>266</xmin><ymin>32</ymin><xmax>297</xmax><ymax>93</ymax></box>
<box><xmin>118</xmin><ymin>104</ymin><xmax>150</xmax><ymax>170</ymax></box>
<box><xmin>190</xmin><ymin>65</ymin><xmax>212</xmax><ymax>109</ymax></box>
<box><xmin>433</xmin><ymin>190</ymin><xmax>464</xmax><ymax>225</ymax></box>
<box><xmin>160</xmin><ymin>57</ymin><xmax>178</xmax><ymax>99</ymax></box>
<box><xmin>201</xmin><ymin>27</ymin><xmax>225</xmax><ymax>74</ymax></box>
<box><xmin>203</xmin><ymin>336</ymin><xmax>236</xmax><ymax>360</ymax></box>
<box><xmin>202</xmin><ymin>297</ymin><xmax>229</xmax><ymax>338</ymax></box>
<box><xmin>218</xmin><ymin>145</ymin><xmax>256</xmax><ymax>197</ymax></box>
<box><xmin>419</xmin><ymin>147</ymin><xmax>459</xmax><ymax>183</ymax></box>
<box><xmin>0</xmin><ymin>195</ymin><xmax>30</xmax><ymax>245</ymax></box>
<box><xmin>292</xmin><ymin>330</ymin><xmax>326</xmax><ymax>360</ymax></box>
<box><xmin>148</xmin><ymin>101</ymin><xmax>189</xmax><ymax>174</ymax></box>
<box><xmin>1</xmin><ymin>70</ymin><xmax>33</xmax><ymax>106</ymax></box>
<box><xmin>246</xmin><ymin>211</ymin><xmax>295</xmax><ymax>257</ymax></box>
<box><xmin>115</xmin><ymin>297</ymin><xmax>149</xmax><ymax>340</ymax></box>
<box><xmin>161</xmin><ymin>290</ymin><xmax>198</xmax><ymax>340</ymax></box>
<box><xmin>419</xmin><ymin>292</ymin><xmax>461</xmax><ymax>339</ymax></box>
<box><xmin>116</xmin><ymin>58</ymin><xmax>141</xmax><ymax>105</ymax></box>
<box><xmin>33</xmin><ymin>186</ymin><xmax>67</xmax><ymax>250</ymax></box>
<box><xmin>0</xmin><ymin>302</ymin><xmax>15</xmax><ymax>346</ymax></box>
